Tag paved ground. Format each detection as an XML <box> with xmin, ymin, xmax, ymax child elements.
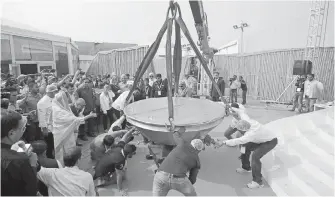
<box><xmin>78</xmin><ymin>98</ymin><xmax>297</xmax><ymax>196</ymax></box>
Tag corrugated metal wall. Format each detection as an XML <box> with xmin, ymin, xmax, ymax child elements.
<box><xmin>213</xmin><ymin>47</ymin><xmax>334</xmax><ymax>102</ymax></box>
<box><xmin>85</xmin><ymin>46</ymin><xmax>334</xmax><ymax>102</ymax></box>
<box><xmin>86</xmin><ymin>45</ymin><xmax>152</xmax><ymax>77</ymax></box>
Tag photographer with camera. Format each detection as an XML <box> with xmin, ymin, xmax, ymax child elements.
<box><xmin>1</xmin><ymin>109</ymin><xmax>39</xmax><ymax>196</ymax></box>
<box><xmin>290</xmin><ymin>75</ymin><xmax>306</xmax><ymax>113</ymax></box>
<box><xmin>229</xmin><ymin>75</ymin><xmax>240</xmax><ymax>103</ymax></box>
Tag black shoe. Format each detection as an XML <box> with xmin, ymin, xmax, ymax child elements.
<box><xmin>87</xmin><ymin>133</ymin><xmax>97</xmax><ymax>137</ymax></box>
<box><xmin>79</xmin><ymin>136</ymin><xmax>88</xmax><ymax>141</ymax></box>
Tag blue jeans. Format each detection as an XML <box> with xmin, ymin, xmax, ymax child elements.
<box><xmin>152</xmin><ymin>171</ymin><xmax>197</xmax><ymax>196</ymax></box>
<box><xmin>230</xmin><ymin>89</ymin><xmax>237</xmax><ymax>103</ymax></box>
<box><xmin>241</xmin><ymin>138</ymin><xmax>278</xmax><ymax>184</ymax></box>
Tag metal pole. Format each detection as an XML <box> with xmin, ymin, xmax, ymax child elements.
<box><xmin>240</xmin><ymin>27</ymin><xmax>244</xmax><ymax>54</ymax></box>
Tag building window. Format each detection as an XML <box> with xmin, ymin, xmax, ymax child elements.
<box><xmin>13</xmin><ymin>35</ymin><xmax>53</xmax><ymax>61</ymax></box>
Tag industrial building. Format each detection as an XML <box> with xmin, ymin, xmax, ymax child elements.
<box><xmin>1</xmin><ymin>20</ymin><xmax>79</xmax><ymax>77</ymax></box>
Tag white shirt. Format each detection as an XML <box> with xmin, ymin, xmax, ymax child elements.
<box><xmin>37</xmin><ymin>95</ymin><xmax>53</xmax><ymax>128</ymax></box>
<box><xmin>111</xmin><ymin>91</ymin><xmax>133</xmax><ymax>111</ymax></box>
<box><xmin>225</xmin><ymin>125</ymin><xmax>278</xmax><ymax>146</ymax></box>
<box><xmin>230</xmin><ymin>80</ymin><xmax>241</xmax><ymax>89</ymax></box>
<box><xmin>37</xmin><ymin>166</ymin><xmax>95</xmax><ymax>196</ymax></box>
<box><xmin>231</xmin><ymin>106</ymin><xmax>261</xmax><ymax>132</ymax></box>
<box><xmin>149</xmin><ymin>78</ymin><xmax>156</xmax><ymax>87</ymax></box>
<box><xmin>108</xmin><ymin>115</ymin><xmax>126</xmax><ymax>132</ymax></box>
<box><xmin>100</xmin><ymin>91</ymin><xmax>115</xmax><ymax>114</ymax></box>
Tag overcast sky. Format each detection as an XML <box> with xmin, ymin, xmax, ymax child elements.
<box><xmin>1</xmin><ymin>0</ymin><xmax>334</xmax><ymax>52</ymax></box>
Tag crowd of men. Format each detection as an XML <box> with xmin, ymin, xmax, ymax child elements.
<box><xmin>0</xmin><ymin>69</ymin><xmax>221</xmax><ymax>196</ymax></box>
<box><xmin>1</xmin><ymin>68</ymin><xmax>324</xmax><ymax>196</ymax></box>
<box><xmin>210</xmin><ymin>72</ymin><xmax>248</xmax><ymax>105</ymax></box>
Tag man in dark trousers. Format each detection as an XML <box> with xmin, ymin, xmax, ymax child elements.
<box><xmin>152</xmin><ymin>74</ymin><xmax>167</xmax><ymax>98</ymax></box>
<box><xmin>239</xmin><ymin>76</ymin><xmax>248</xmax><ymax>105</ymax></box>
<box><xmin>70</xmin><ymin>98</ymin><xmax>87</xmax><ymax>146</ymax></box>
<box><xmin>76</xmin><ymin>78</ymin><xmax>97</xmax><ymax>138</ymax></box>
<box><xmin>143</xmin><ymin>78</ymin><xmax>153</xmax><ymax>99</ymax></box>
<box><xmin>210</xmin><ymin>71</ymin><xmax>225</xmax><ymax>102</ymax></box>
<box><xmin>290</xmin><ymin>75</ymin><xmax>305</xmax><ymax>113</ymax></box>
<box><xmin>31</xmin><ymin>140</ymin><xmax>62</xmax><ymax>196</ymax></box>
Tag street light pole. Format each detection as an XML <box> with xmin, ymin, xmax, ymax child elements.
<box><xmin>233</xmin><ymin>22</ymin><xmax>249</xmax><ymax>54</ymax></box>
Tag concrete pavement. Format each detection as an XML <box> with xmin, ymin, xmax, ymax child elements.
<box><xmin>78</xmin><ymin>99</ymin><xmax>297</xmax><ymax>196</ymax></box>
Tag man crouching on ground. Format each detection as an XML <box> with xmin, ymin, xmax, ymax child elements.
<box><xmin>93</xmin><ymin>128</ymin><xmax>137</xmax><ymax>196</ymax></box>
<box><xmin>90</xmin><ymin>125</ymin><xmax>135</xmax><ymax>162</ymax></box>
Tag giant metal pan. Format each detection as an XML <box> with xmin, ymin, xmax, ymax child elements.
<box><xmin>124</xmin><ymin>97</ymin><xmax>225</xmax><ymax>145</ymax></box>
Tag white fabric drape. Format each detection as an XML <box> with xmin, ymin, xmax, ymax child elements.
<box><xmin>52</xmin><ymin>91</ymin><xmax>85</xmax><ymax>165</ymax></box>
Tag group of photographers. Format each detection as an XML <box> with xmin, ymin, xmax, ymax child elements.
<box><xmin>290</xmin><ymin>73</ymin><xmax>324</xmax><ymax>113</ymax></box>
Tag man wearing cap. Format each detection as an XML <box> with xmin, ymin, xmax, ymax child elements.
<box><xmin>37</xmin><ymin>84</ymin><xmax>58</xmax><ymax>159</ymax></box>
<box><xmin>219</xmin><ymin>120</ymin><xmax>278</xmax><ymax>189</ymax></box>
<box><xmin>152</xmin><ymin>127</ymin><xmax>203</xmax><ymax>196</ymax></box>
<box><xmin>210</xmin><ymin>71</ymin><xmax>225</xmax><ymax>102</ymax></box>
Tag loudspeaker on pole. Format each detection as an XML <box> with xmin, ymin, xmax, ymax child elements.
<box><xmin>293</xmin><ymin>60</ymin><xmax>312</xmax><ymax>75</ymax></box>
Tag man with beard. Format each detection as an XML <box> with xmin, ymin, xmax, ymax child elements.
<box><xmin>175</xmin><ymin>81</ymin><xmax>193</xmax><ymax>97</ymax></box>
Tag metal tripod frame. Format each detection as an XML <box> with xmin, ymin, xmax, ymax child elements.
<box><xmin>125</xmin><ymin>1</ymin><xmax>228</xmax><ymax>129</ymax></box>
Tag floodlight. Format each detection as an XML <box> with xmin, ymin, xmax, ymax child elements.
<box><xmin>242</xmin><ymin>23</ymin><xmax>248</xmax><ymax>27</ymax></box>
<box><xmin>233</xmin><ymin>25</ymin><xmax>239</xmax><ymax>29</ymax></box>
